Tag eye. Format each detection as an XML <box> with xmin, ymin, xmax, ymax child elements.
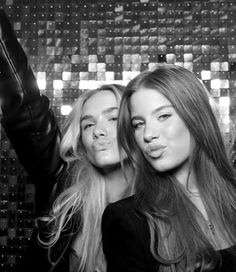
<box><xmin>158</xmin><ymin>113</ymin><xmax>171</xmax><ymax>121</ymax></box>
<box><xmin>132</xmin><ymin>121</ymin><xmax>144</xmax><ymax>130</ymax></box>
<box><xmin>83</xmin><ymin>123</ymin><xmax>94</xmax><ymax>130</ymax></box>
<box><xmin>109</xmin><ymin>116</ymin><xmax>118</xmax><ymax>122</ymax></box>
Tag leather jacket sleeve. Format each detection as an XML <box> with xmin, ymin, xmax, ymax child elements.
<box><xmin>0</xmin><ymin>10</ymin><xmax>66</xmax><ymax>212</ymax></box>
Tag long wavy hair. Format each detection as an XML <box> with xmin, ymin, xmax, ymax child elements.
<box><xmin>40</xmin><ymin>84</ymin><xmax>129</xmax><ymax>272</ymax></box>
<box><xmin>118</xmin><ymin>64</ymin><xmax>236</xmax><ymax>272</ymax></box>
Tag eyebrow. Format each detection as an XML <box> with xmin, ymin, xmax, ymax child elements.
<box><xmin>81</xmin><ymin>107</ymin><xmax>118</xmax><ymax>123</ymax></box>
<box><xmin>131</xmin><ymin>105</ymin><xmax>173</xmax><ymax>121</ymax></box>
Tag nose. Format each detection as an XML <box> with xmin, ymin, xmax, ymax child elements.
<box><xmin>93</xmin><ymin>122</ymin><xmax>107</xmax><ymax>139</ymax></box>
<box><xmin>143</xmin><ymin>122</ymin><xmax>159</xmax><ymax>142</ymax></box>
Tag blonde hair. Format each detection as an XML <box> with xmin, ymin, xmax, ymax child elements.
<box><xmin>39</xmin><ymin>85</ymin><xmax>126</xmax><ymax>272</ymax></box>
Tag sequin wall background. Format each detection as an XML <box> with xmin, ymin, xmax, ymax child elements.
<box><xmin>0</xmin><ymin>0</ymin><xmax>236</xmax><ymax>271</ymax></box>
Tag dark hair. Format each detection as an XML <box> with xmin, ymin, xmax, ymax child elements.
<box><xmin>118</xmin><ymin>64</ymin><xmax>236</xmax><ymax>271</ymax></box>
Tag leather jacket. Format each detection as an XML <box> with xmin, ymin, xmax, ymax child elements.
<box><xmin>0</xmin><ymin>10</ymin><xmax>76</xmax><ymax>272</ymax></box>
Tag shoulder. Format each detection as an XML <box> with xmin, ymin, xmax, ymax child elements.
<box><xmin>105</xmin><ymin>195</ymin><xmax>137</xmax><ymax>213</ymax></box>
<box><xmin>102</xmin><ymin>195</ymin><xmax>158</xmax><ymax>271</ymax></box>
<box><xmin>102</xmin><ymin>195</ymin><xmax>141</xmax><ymax>226</ymax></box>
<box><xmin>102</xmin><ymin>194</ymin><xmax>149</xmax><ymax>246</ymax></box>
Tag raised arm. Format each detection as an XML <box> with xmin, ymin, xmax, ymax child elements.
<box><xmin>0</xmin><ymin>10</ymin><xmax>66</xmax><ymax>211</ymax></box>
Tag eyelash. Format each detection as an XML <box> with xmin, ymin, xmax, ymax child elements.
<box><xmin>132</xmin><ymin>113</ymin><xmax>171</xmax><ymax>129</ymax></box>
<box><xmin>132</xmin><ymin>122</ymin><xmax>144</xmax><ymax>130</ymax></box>
<box><xmin>83</xmin><ymin>123</ymin><xmax>94</xmax><ymax>130</ymax></box>
<box><xmin>82</xmin><ymin>116</ymin><xmax>118</xmax><ymax>130</ymax></box>
<box><xmin>109</xmin><ymin>117</ymin><xmax>118</xmax><ymax>121</ymax></box>
<box><xmin>158</xmin><ymin>113</ymin><xmax>171</xmax><ymax>121</ymax></box>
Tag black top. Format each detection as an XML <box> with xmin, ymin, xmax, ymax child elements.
<box><xmin>102</xmin><ymin>195</ymin><xmax>236</xmax><ymax>272</ymax></box>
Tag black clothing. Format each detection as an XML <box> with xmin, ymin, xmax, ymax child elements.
<box><xmin>0</xmin><ymin>10</ymin><xmax>76</xmax><ymax>272</ymax></box>
<box><xmin>102</xmin><ymin>195</ymin><xmax>236</xmax><ymax>272</ymax></box>
<box><xmin>0</xmin><ymin>9</ymin><xmax>65</xmax><ymax>216</ymax></box>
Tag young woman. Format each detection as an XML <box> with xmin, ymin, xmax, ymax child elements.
<box><xmin>0</xmin><ymin>11</ymin><xmax>133</xmax><ymax>272</ymax></box>
<box><xmin>102</xmin><ymin>64</ymin><xmax>236</xmax><ymax>272</ymax></box>
<box><xmin>45</xmin><ymin>84</ymin><xmax>134</xmax><ymax>272</ymax></box>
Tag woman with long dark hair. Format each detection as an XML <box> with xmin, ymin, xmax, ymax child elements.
<box><xmin>102</xmin><ymin>64</ymin><xmax>236</xmax><ymax>272</ymax></box>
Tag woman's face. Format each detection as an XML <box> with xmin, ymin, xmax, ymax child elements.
<box><xmin>130</xmin><ymin>87</ymin><xmax>191</xmax><ymax>178</ymax></box>
<box><xmin>81</xmin><ymin>90</ymin><xmax>121</xmax><ymax>170</ymax></box>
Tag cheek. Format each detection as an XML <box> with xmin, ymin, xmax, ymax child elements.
<box><xmin>81</xmin><ymin>133</ymin><xmax>91</xmax><ymax>153</ymax></box>
<box><xmin>110</xmin><ymin>124</ymin><xmax>118</xmax><ymax>137</ymax></box>
<box><xmin>134</xmin><ymin>131</ymin><xmax>144</xmax><ymax>150</ymax></box>
<box><xmin>108</xmin><ymin>126</ymin><xmax>119</xmax><ymax>146</ymax></box>
<box><xmin>164</xmin><ymin>120</ymin><xmax>187</xmax><ymax>139</ymax></box>
<box><xmin>177</xmin><ymin>126</ymin><xmax>190</xmax><ymax>143</ymax></box>
<box><xmin>167</xmin><ymin>125</ymin><xmax>191</xmax><ymax>152</ymax></box>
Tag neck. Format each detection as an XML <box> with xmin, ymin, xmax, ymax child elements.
<box><xmin>102</xmin><ymin>164</ymin><xmax>133</xmax><ymax>203</ymax></box>
<box><xmin>104</xmin><ymin>164</ymin><xmax>125</xmax><ymax>183</ymax></box>
<box><xmin>173</xmin><ymin>160</ymin><xmax>198</xmax><ymax>193</ymax></box>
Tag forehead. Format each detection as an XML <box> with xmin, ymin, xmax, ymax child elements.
<box><xmin>130</xmin><ymin>88</ymin><xmax>171</xmax><ymax>111</ymax></box>
<box><xmin>82</xmin><ymin>90</ymin><xmax>118</xmax><ymax>115</ymax></box>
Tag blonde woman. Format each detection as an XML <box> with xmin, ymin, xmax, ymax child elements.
<box><xmin>0</xmin><ymin>11</ymin><xmax>133</xmax><ymax>272</ymax></box>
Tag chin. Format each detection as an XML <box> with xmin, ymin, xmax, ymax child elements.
<box><xmin>94</xmin><ymin>157</ymin><xmax>120</xmax><ymax>168</ymax></box>
<box><xmin>150</xmin><ymin>162</ymin><xmax>169</xmax><ymax>172</ymax></box>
